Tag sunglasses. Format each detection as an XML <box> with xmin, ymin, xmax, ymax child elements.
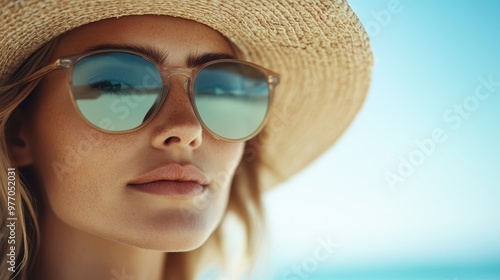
<box><xmin>17</xmin><ymin>49</ymin><xmax>279</xmax><ymax>142</ymax></box>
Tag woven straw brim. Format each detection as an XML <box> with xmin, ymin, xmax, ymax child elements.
<box><xmin>0</xmin><ymin>0</ymin><xmax>373</xmax><ymax>191</ymax></box>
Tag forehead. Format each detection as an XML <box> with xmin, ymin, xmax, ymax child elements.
<box><xmin>52</xmin><ymin>15</ymin><xmax>235</xmax><ymax>66</ymax></box>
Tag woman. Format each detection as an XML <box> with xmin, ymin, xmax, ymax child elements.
<box><xmin>0</xmin><ymin>1</ymin><xmax>372</xmax><ymax>279</ymax></box>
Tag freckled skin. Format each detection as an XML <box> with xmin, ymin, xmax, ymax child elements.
<box><xmin>23</xmin><ymin>15</ymin><xmax>245</xmax><ymax>252</ymax></box>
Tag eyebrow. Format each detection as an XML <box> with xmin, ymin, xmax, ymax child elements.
<box><xmin>84</xmin><ymin>43</ymin><xmax>235</xmax><ymax>68</ymax></box>
<box><xmin>186</xmin><ymin>52</ymin><xmax>236</xmax><ymax>68</ymax></box>
<box><xmin>86</xmin><ymin>43</ymin><xmax>169</xmax><ymax>65</ymax></box>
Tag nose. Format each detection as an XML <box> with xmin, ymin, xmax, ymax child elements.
<box><xmin>149</xmin><ymin>75</ymin><xmax>203</xmax><ymax>150</ymax></box>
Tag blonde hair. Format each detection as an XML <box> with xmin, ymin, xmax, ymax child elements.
<box><xmin>0</xmin><ymin>37</ymin><xmax>265</xmax><ymax>280</ymax></box>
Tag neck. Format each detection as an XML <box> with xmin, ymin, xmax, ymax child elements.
<box><xmin>31</xmin><ymin>209</ymin><xmax>166</xmax><ymax>280</ymax></box>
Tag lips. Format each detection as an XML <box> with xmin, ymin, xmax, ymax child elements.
<box><xmin>128</xmin><ymin>164</ymin><xmax>210</xmax><ymax>197</ymax></box>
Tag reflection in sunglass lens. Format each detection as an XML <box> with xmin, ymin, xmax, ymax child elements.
<box><xmin>193</xmin><ymin>61</ymin><xmax>270</xmax><ymax>140</ymax></box>
<box><xmin>71</xmin><ymin>52</ymin><xmax>162</xmax><ymax>132</ymax></box>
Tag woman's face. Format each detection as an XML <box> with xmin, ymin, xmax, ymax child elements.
<box><xmin>20</xmin><ymin>15</ymin><xmax>245</xmax><ymax>250</ymax></box>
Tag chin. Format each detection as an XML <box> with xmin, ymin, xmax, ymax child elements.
<box><xmin>115</xmin><ymin>229</ymin><xmax>213</xmax><ymax>252</ymax></box>
<box><xmin>80</xmin><ymin>205</ymin><xmax>224</xmax><ymax>251</ymax></box>
<box><xmin>100</xmin><ymin>214</ymin><xmax>216</xmax><ymax>252</ymax></box>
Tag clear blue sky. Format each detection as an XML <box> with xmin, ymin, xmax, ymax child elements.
<box><xmin>250</xmin><ymin>1</ymin><xmax>500</xmax><ymax>279</ymax></box>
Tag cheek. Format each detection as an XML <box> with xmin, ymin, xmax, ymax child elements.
<box><xmin>189</xmin><ymin>141</ymin><xmax>245</xmax><ymax>230</ymax></box>
<box><xmin>27</xmin><ymin>77</ymin><xmax>128</xmax><ymax>226</ymax></box>
<box><xmin>29</xmin><ymin>75</ymin><xmax>86</xmax><ymax>184</ymax></box>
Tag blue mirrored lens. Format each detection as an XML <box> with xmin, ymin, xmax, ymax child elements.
<box><xmin>193</xmin><ymin>62</ymin><xmax>270</xmax><ymax>140</ymax></box>
<box><xmin>72</xmin><ymin>52</ymin><xmax>162</xmax><ymax>132</ymax></box>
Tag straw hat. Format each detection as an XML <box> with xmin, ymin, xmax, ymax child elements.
<box><xmin>0</xmin><ymin>0</ymin><xmax>373</xmax><ymax>191</ymax></box>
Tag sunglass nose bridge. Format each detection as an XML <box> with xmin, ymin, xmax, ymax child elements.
<box><xmin>165</xmin><ymin>68</ymin><xmax>194</xmax><ymax>92</ymax></box>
